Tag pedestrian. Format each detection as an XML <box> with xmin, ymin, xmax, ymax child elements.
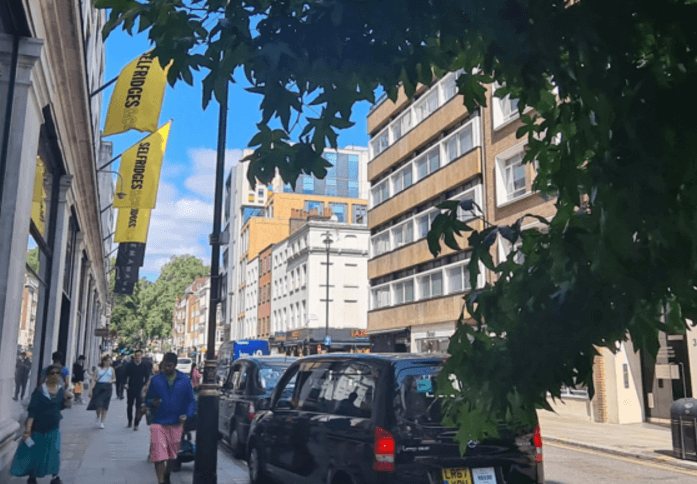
<box><xmin>14</xmin><ymin>352</ymin><xmax>32</xmax><ymax>401</ymax></box>
<box><xmin>190</xmin><ymin>362</ymin><xmax>202</xmax><ymax>388</ymax></box>
<box><xmin>41</xmin><ymin>352</ymin><xmax>70</xmax><ymax>389</ymax></box>
<box><xmin>145</xmin><ymin>352</ymin><xmax>195</xmax><ymax>484</ymax></box>
<box><xmin>125</xmin><ymin>349</ymin><xmax>150</xmax><ymax>430</ymax></box>
<box><xmin>86</xmin><ymin>355</ymin><xmax>115</xmax><ymax>428</ymax></box>
<box><xmin>10</xmin><ymin>364</ymin><xmax>73</xmax><ymax>484</ymax></box>
<box><xmin>70</xmin><ymin>356</ymin><xmax>86</xmax><ymax>404</ymax></box>
<box><xmin>114</xmin><ymin>356</ymin><xmax>127</xmax><ymax>400</ymax></box>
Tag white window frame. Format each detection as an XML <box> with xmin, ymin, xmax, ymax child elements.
<box><xmin>393</xmin><ymin>279</ymin><xmax>415</xmax><ymax>305</ymax></box>
<box><xmin>371</xmin><ymin>231</ymin><xmax>391</xmax><ymax>257</ymax></box>
<box><xmin>415</xmin><ymin>91</ymin><xmax>439</xmax><ymax>123</ymax></box>
<box><xmin>371</xmin><ymin>129</ymin><xmax>390</xmax><ymax>158</ymax></box>
<box><xmin>391</xmin><ymin>162</ymin><xmax>414</xmax><ymax>195</ymax></box>
<box><xmin>492</xmin><ymin>81</ymin><xmax>521</xmax><ymax>129</ymax></box>
<box><xmin>444</xmin><ymin>122</ymin><xmax>476</xmax><ymax>164</ymax></box>
<box><xmin>371</xmin><ymin>285</ymin><xmax>391</xmax><ymax>310</ymax></box>
<box><xmin>452</xmin><ymin>184</ymin><xmax>483</xmax><ymax>223</ymax></box>
<box><xmin>418</xmin><ymin>270</ymin><xmax>443</xmax><ymax>299</ymax></box>
<box><xmin>495</xmin><ymin>143</ymin><xmax>530</xmax><ymax>207</ymax></box>
<box><xmin>371</xmin><ymin>180</ymin><xmax>390</xmax><ymax>207</ymax></box>
<box><xmin>391</xmin><ymin>219</ymin><xmax>414</xmax><ymax>249</ymax></box>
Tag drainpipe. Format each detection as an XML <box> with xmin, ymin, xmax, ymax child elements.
<box><xmin>0</xmin><ymin>34</ymin><xmax>20</xmax><ymax>206</ymax></box>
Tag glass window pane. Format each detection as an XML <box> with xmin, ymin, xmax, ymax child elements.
<box><xmin>403</xmin><ymin>168</ymin><xmax>412</xmax><ymax>188</ymax></box>
<box><xmin>418</xmin><ymin>215</ymin><xmax>429</xmax><ymax>238</ymax></box>
<box><xmin>394</xmin><ymin>174</ymin><xmax>403</xmax><ymax>193</ymax></box>
<box><xmin>449</xmin><ymin>267</ymin><xmax>463</xmax><ymax>293</ymax></box>
<box><xmin>448</xmin><ymin>137</ymin><xmax>458</xmax><ymax>162</ymax></box>
<box><xmin>419</xmin><ymin>277</ymin><xmax>431</xmax><ymax>299</ymax></box>
<box><xmin>405</xmin><ymin>222</ymin><xmax>414</xmax><ymax>243</ymax></box>
<box><xmin>459</xmin><ymin>126</ymin><xmax>473</xmax><ymax>154</ymax></box>
<box><xmin>431</xmin><ymin>272</ymin><xmax>443</xmax><ymax>297</ymax></box>
<box><xmin>428</xmin><ymin>150</ymin><xmax>440</xmax><ymax>173</ymax></box>
<box><xmin>404</xmin><ymin>280</ymin><xmax>414</xmax><ymax>302</ymax></box>
<box><xmin>395</xmin><ymin>283</ymin><xmax>404</xmax><ymax>304</ymax></box>
<box><xmin>348</xmin><ymin>181</ymin><xmax>358</xmax><ymax>198</ymax></box>
<box><xmin>417</xmin><ymin>158</ymin><xmax>428</xmax><ymax>179</ymax></box>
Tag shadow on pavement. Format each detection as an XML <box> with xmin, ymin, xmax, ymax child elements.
<box><xmin>654</xmin><ymin>449</ymin><xmax>679</xmax><ymax>458</ymax></box>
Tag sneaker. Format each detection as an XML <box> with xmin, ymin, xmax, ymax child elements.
<box><xmin>27</xmin><ymin>478</ymin><xmax>37</xmax><ymax>484</ymax></box>
<box><xmin>100</xmin><ymin>422</ymin><xmax>105</xmax><ymax>429</ymax></box>
<box><xmin>133</xmin><ymin>424</ymin><xmax>139</xmax><ymax>431</ymax></box>
<box><xmin>127</xmin><ymin>422</ymin><xmax>132</xmax><ymax>428</ymax></box>
<box><xmin>50</xmin><ymin>477</ymin><xmax>63</xmax><ymax>484</ymax></box>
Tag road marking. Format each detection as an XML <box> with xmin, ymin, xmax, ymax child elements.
<box><xmin>546</xmin><ymin>441</ymin><xmax>697</xmax><ymax>478</ymax></box>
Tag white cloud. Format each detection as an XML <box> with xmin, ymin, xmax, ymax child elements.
<box><xmin>184</xmin><ymin>148</ymin><xmax>242</xmax><ymax>199</ymax></box>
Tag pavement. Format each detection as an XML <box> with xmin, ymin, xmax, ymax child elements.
<box><xmin>8</xmin><ymin>394</ymin><xmax>249</xmax><ymax>484</ymax></box>
<box><xmin>538</xmin><ymin>409</ymin><xmax>697</xmax><ymax>473</ymax></box>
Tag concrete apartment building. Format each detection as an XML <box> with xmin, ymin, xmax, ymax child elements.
<box><xmin>366</xmin><ymin>72</ymin><xmax>697</xmax><ymax>426</ymax></box>
<box><xmin>0</xmin><ymin>1</ymin><xmax>114</xmax><ymax>478</ymax></box>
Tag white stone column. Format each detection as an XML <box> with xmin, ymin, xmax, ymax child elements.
<box><xmin>0</xmin><ymin>34</ymin><xmax>43</xmax><ymax>480</ymax></box>
<box><xmin>37</xmin><ymin>175</ymin><xmax>73</xmax><ymax>366</ymax></box>
<box><xmin>64</xmin><ymin>233</ymin><xmax>85</xmax><ymax>372</ymax></box>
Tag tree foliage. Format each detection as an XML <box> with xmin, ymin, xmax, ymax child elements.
<box><xmin>97</xmin><ymin>0</ymin><xmax>697</xmax><ymax>442</ymax></box>
<box><xmin>111</xmin><ymin>255</ymin><xmax>209</xmax><ymax>351</ymax></box>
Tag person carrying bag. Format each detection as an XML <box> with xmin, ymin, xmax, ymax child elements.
<box><xmin>10</xmin><ymin>364</ymin><xmax>73</xmax><ymax>484</ymax></box>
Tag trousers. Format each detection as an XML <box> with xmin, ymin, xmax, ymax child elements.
<box><xmin>126</xmin><ymin>387</ymin><xmax>143</xmax><ymax>425</ymax></box>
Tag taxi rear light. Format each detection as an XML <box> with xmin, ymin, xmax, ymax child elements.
<box><xmin>533</xmin><ymin>424</ymin><xmax>543</xmax><ymax>463</ymax></box>
<box><xmin>373</xmin><ymin>426</ymin><xmax>395</xmax><ymax>472</ymax></box>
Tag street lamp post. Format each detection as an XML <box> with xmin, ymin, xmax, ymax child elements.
<box><xmin>322</xmin><ymin>231</ymin><xmax>333</xmax><ymax>351</ymax></box>
<box><xmin>193</xmin><ymin>81</ymin><xmax>228</xmax><ymax>484</ymax></box>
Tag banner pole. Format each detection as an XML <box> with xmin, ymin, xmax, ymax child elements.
<box><xmin>91</xmin><ymin>75</ymin><xmax>118</xmax><ymax>98</ymax></box>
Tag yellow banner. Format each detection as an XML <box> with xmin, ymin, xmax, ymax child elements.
<box><xmin>114</xmin><ymin>208</ymin><xmax>151</xmax><ymax>243</ymax></box>
<box><xmin>103</xmin><ymin>52</ymin><xmax>169</xmax><ymax>136</ymax></box>
<box><xmin>31</xmin><ymin>157</ymin><xmax>46</xmax><ymax>235</ymax></box>
<box><xmin>113</xmin><ymin>122</ymin><xmax>171</xmax><ymax>209</ymax></box>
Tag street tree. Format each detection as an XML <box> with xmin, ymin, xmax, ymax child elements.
<box><xmin>96</xmin><ymin>0</ymin><xmax>697</xmax><ymax>443</ymax></box>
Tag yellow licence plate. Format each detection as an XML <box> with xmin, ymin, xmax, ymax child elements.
<box><xmin>442</xmin><ymin>467</ymin><xmax>472</xmax><ymax>484</ymax></box>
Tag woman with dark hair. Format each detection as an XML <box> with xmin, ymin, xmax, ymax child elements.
<box><xmin>190</xmin><ymin>362</ymin><xmax>202</xmax><ymax>388</ymax></box>
<box><xmin>86</xmin><ymin>355</ymin><xmax>115</xmax><ymax>428</ymax></box>
<box><xmin>10</xmin><ymin>364</ymin><xmax>72</xmax><ymax>484</ymax></box>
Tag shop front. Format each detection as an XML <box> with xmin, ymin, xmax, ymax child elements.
<box><xmin>273</xmin><ymin>327</ymin><xmax>370</xmax><ymax>355</ymax></box>
<box><xmin>369</xmin><ymin>327</ymin><xmax>411</xmax><ymax>353</ymax></box>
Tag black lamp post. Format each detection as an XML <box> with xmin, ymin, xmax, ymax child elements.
<box><xmin>193</xmin><ymin>81</ymin><xmax>228</xmax><ymax>484</ymax></box>
<box><xmin>322</xmin><ymin>231</ymin><xmax>333</xmax><ymax>351</ymax></box>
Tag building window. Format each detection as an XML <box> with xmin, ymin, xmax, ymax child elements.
<box><xmin>371</xmin><ymin>131</ymin><xmax>389</xmax><ymax>156</ymax></box>
<box><xmin>392</xmin><ymin>221</ymin><xmax>414</xmax><ymax>248</ymax></box>
<box><xmin>302</xmin><ymin>176</ymin><xmax>314</xmax><ymax>194</ymax></box>
<box><xmin>446</xmin><ymin>124</ymin><xmax>474</xmax><ymax>163</ymax></box>
<box><xmin>394</xmin><ymin>280</ymin><xmax>415</xmax><ymax>304</ymax></box>
<box><xmin>329</xmin><ymin>202</ymin><xmax>348</xmax><ymax>222</ymax></box>
<box><xmin>495</xmin><ymin>147</ymin><xmax>530</xmax><ymax>205</ymax></box>
<box><xmin>352</xmin><ymin>204</ymin><xmax>367</xmax><ymax>224</ymax></box>
<box><xmin>304</xmin><ymin>200</ymin><xmax>324</xmax><ymax>215</ymax></box>
<box><xmin>493</xmin><ymin>82</ymin><xmax>520</xmax><ymax>129</ymax></box>
<box><xmin>416</xmin><ymin>149</ymin><xmax>440</xmax><ymax>181</ymax></box>
<box><xmin>372</xmin><ymin>232</ymin><xmax>391</xmax><ymax>257</ymax></box>
<box><xmin>392</xmin><ymin>164</ymin><xmax>413</xmax><ymax>195</ymax></box>
<box><xmin>417</xmin><ymin>211</ymin><xmax>438</xmax><ymax>239</ymax></box>
<box><xmin>372</xmin><ymin>286</ymin><xmax>390</xmax><ymax>309</ymax></box>
<box><xmin>447</xmin><ymin>265</ymin><xmax>471</xmax><ymax>294</ymax></box>
<box><xmin>372</xmin><ymin>181</ymin><xmax>390</xmax><ymax>206</ymax></box>
<box><xmin>415</xmin><ymin>91</ymin><xmax>438</xmax><ymax>122</ymax></box>
<box><xmin>419</xmin><ymin>272</ymin><xmax>443</xmax><ymax>299</ymax></box>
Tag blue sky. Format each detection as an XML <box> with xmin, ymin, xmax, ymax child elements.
<box><xmin>102</xmin><ymin>30</ymin><xmax>371</xmax><ymax>281</ymax></box>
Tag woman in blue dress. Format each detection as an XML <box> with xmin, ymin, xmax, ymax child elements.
<box><xmin>11</xmin><ymin>364</ymin><xmax>72</xmax><ymax>484</ymax></box>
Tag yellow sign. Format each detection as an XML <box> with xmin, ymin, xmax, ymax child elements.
<box><xmin>114</xmin><ymin>208</ymin><xmax>151</xmax><ymax>243</ymax></box>
<box><xmin>442</xmin><ymin>468</ymin><xmax>472</xmax><ymax>484</ymax></box>
<box><xmin>113</xmin><ymin>122</ymin><xmax>171</xmax><ymax>209</ymax></box>
<box><xmin>31</xmin><ymin>157</ymin><xmax>46</xmax><ymax>235</ymax></box>
<box><xmin>103</xmin><ymin>52</ymin><xmax>170</xmax><ymax>136</ymax></box>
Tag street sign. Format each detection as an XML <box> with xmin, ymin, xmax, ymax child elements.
<box><xmin>325</xmin><ymin>335</ymin><xmax>331</xmax><ymax>346</ymax></box>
